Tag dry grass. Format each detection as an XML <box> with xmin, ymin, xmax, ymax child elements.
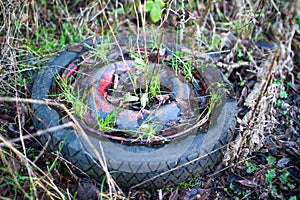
<box><xmin>0</xmin><ymin>0</ymin><xmax>299</xmax><ymax>199</ymax></box>
<box><xmin>0</xmin><ymin>1</ymin><xmax>122</xmax><ymax>198</ymax></box>
<box><xmin>224</xmin><ymin>0</ymin><xmax>299</xmax><ymax>162</ymax></box>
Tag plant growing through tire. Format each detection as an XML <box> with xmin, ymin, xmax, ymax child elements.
<box><xmin>54</xmin><ymin>75</ymin><xmax>88</xmax><ymax>119</ymax></box>
<box><xmin>53</xmin><ymin>39</ymin><xmax>216</xmax><ymax>142</ymax></box>
<box><xmin>32</xmin><ymin>35</ymin><xmax>237</xmax><ymax>188</ymax></box>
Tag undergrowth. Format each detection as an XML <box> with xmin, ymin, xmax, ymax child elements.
<box><xmin>0</xmin><ymin>0</ymin><xmax>299</xmax><ymax>199</ymax></box>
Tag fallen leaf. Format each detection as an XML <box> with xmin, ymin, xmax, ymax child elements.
<box><xmin>169</xmin><ymin>189</ymin><xmax>178</xmax><ymax>200</ymax></box>
<box><xmin>197</xmin><ymin>189</ymin><xmax>212</xmax><ymax>200</ymax></box>
<box><xmin>156</xmin><ymin>94</ymin><xmax>170</xmax><ymax>105</ymax></box>
<box><xmin>141</xmin><ymin>93</ymin><xmax>148</xmax><ymax>110</ymax></box>
<box><xmin>124</xmin><ymin>93</ymin><xmax>139</xmax><ymax>102</ymax></box>
<box><xmin>236</xmin><ymin>179</ymin><xmax>258</xmax><ymax>188</ymax></box>
<box><xmin>113</xmin><ymin>74</ymin><xmax>119</xmax><ymax>89</ymax></box>
<box><xmin>179</xmin><ymin>188</ymin><xmax>203</xmax><ymax>200</ymax></box>
<box><xmin>277</xmin><ymin>157</ymin><xmax>290</xmax><ymax>168</ymax></box>
<box><xmin>77</xmin><ymin>179</ymin><xmax>99</xmax><ymax>200</ymax></box>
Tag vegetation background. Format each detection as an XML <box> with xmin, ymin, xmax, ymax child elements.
<box><xmin>0</xmin><ymin>0</ymin><xmax>299</xmax><ymax>199</ymax></box>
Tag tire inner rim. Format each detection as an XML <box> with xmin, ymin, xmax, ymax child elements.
<box><xmin>60</xmin><ymin>48</ymin><xmax>209</xmax><ymax>144</ymax></box>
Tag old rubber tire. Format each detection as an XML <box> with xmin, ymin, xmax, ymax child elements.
<box><xmin>31</xmin><ymin>40</ymin><xmax>237</xmax><ymax>189</ymax></box>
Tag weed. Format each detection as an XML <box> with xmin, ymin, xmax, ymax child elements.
<box><xmin>130</xmin><ymin>52</ymin><xmax>162</xmax><ymax>102</ymax></box>
<box><xmin>212</xmin><ymin>36</ymin><xmax>222</xmax><ymax>49</ymax></box>
<box><xmin>287</xmin><ymin>182</ymin><xmax>296</xmax><ymax>190</ymax></box>
<box><xmin>176</xmin><ymin>178</ymin><xmax>202</xmax><ymax>190</ymax></box>
<box><xmin>245</xmin><ymin>160</ymin><xmax>258</xmax><ymax>174</ymax></box>
<box><xmin>29</xmin><ymin>26</ymin><xmax>60</xmax><ymax>55</ymax></box>
<box><xmin>145</xmin><ymin>0</ymin><xmax>165</xmax><ymax>23</ymax></box>
<box><xmin>0</xmin><ymin>124</ymin><xmax>5</xmax><ymax>133</ymax></box>
<box><xmin>289</xmin><ymin>196</ymin><xmax>297</xmax><ymax>200</ymax></box>
<box><xmin>297</xmin><ymin>72</ymin><xmax>300</xmax><ymax>80</ymax></box>
<box><xmin>239</xmin><ymin>80</ymin><xmax>246</xmax><ymax>87</ymax></box>
<box><xmin>237</xmin><ymin>49</ymin><xmax>244</xmax><ymax>59</ymax></box>
<box><xmin>26</xmin><ymin>147</ymin><xmax>35</xmax><ymax>154</ymax></box>
<box><xmin>0</xmin><ymin>149</ymin><xmax>35</xmax><ymax>198</ymax></box>
<box><xmin>171</xmin><ymin>51</ymin><xmax>194</xmax><ymax>80</ymax></box>
<box><xmin>266</xmin><ymin>168</ymin><xmax>276</xmax><ymax>183</ymax></box>
<box><xmin>229</xmin><ymin>182</ymin><xmax>234</xmax><ymax>190</ymax></box>
<box><xmin>207</xmin><ymin>85</ymin><xmax>224</xmax><ymax>111</ymax></box>
<box><xmin>279</xmin><ymin>170</ymin><xmax>290</xmax><ymax>185</ymax></box>
<box><xmin>279</xmin><ymin>90</ymin><xmax>288</xmax><ymax>99</ymax></box>
<box><xmin>135</xmin><ymin>122</ymin><xmax>159</xmax><ymax>142</ymax></box>
<box><xmin>55</xmin><ymin>76</ymin><xmax>88</xmax><ymax>119</ymax></box>
<box><xmin>85</xmin><ymin>36</ymin><xmax>114</xmax><ymax>65</ymax></box>
<box><xmin>149</xmin><ymin>75</ymin><xmax>161</xmax><ymax>97</ymax></box>
<box><xmin>59</xmin><ymin>22</ymin><xmax>82</xmax><ymax>45</ymax></box>
<box><xmin>270</xmin><ymin>184</ymin><xmax>278</xmax><ymax>194</ymax></box>
<box><xmin>132</xmin><ymin>53</ymin><xmax>147</xmax><ymax>68</ymax></box>
<box><xmin>97</xmin><ymin>110</ymin><xmax>119</xmax><ymax>132</ymax></box>
<box><xmin>45</xmin><ymin>161</ymin><xmax>51</xmax><ymax>165</ymax></box>
<box><xmin>123</xmin><ymin>93</ymin><xmax>139</xmax><ymax>102</ymax></box>
<box><xmin>27</xmin><ymin>17</ymin><xmax>86</xmax><ymax>57</ymax></box>
<box><xmin>267</xmin><ymin>156</ymin><xmax>277</xmax><ymax>166</ymax></box>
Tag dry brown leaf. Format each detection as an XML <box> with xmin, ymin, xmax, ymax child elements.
<box><xmin>236</xmin><ymin>179</ymin><xmax>258</xmax><ymax>188</ymax></box>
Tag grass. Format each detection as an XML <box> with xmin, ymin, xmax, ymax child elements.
<box><xmin>149</xmin><ymin>74</ymin><xmax>161</xmax><ymax>98</ymax></box>
<box><xmin>0</xmin><ymin>134</ymin><xmax>68</xmax><ymax>199</ymax></box>
<box><xmin>97</xmin><ymin>110</ymin><xmax>119</xmax><ymax>132</ymax></box>
<box><xmin>0</xmin><ymin>0</ymin><xmax>299</xmax><ymax>199</ymax></box>
<box><xmin>136</xmin><ymin>122</ymin><xmax>159</xmax><ymax>142</ymax></box>
<box><xmin>171</xmin><ymin>50</ymin><xmax>194</xmax><ymax>80</ymax></box>
<box><xmin>130</xmin><ymin>49</ymin><xmax>163</xmax><ymax>101</ymax></box>
<box><xmin>85</xmin><ymin>35</ymin><xmax>115</xmax><ymax>65</ymax></box>
<box><xmin>55</xmin><ymin>76</ymin><xmax>88</xmax><ymax>119</ymax></box>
